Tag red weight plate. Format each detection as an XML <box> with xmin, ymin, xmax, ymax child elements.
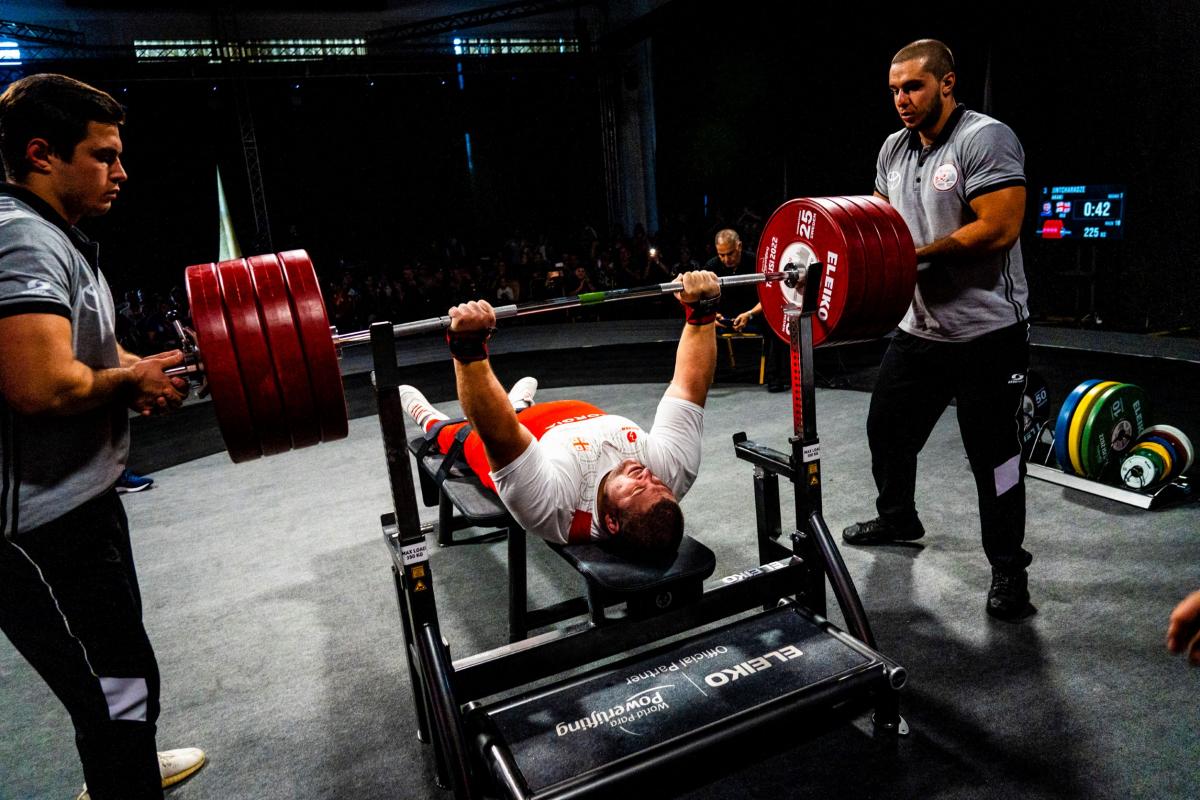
<box><xmin>247</xmin><ymin>253</ymin><xmax>322</xmax><ymax>450</ymax></box>
<box><xmin>216</xmin><ymin>258</ymin><xmax>292</xmax><ymax>456</ymax></box>
<box><xmin>842</xmin><ymin>195</ymin><xmax>903</xmax><ymax>338</ymax></box>
<box><xmin>184</xmin><ymin>263</ymin><xmax>262</xmax><ymax>463</ymax></box>
<box><xmin>756</xmin><ymin>199</ymin><xmax>856</xmax><ymax>346</ymax></box>
<box><xmin>820</xmin><ymin>196</ymin><xmax>888</xmax><ymax>339</ymax></box>
<box><xmin>808</xmin><ymin>197</ymin><xmax>871</xmax><ymax>339</ymax></box>
<box><xmin>873</xmin><ymin>202</ymin><xmax>919</xmax><ymax>328</ymax></box>
<box><xmin>278</xmin><ymin>249</ymin><xmax>349</xmax><ymax>443</ymax></box>
<box><xmin>855</xmin><ymin>197</ymin><xmax>911</xmax><ymax>328</ymax></box>
<box><xmin>878</xmin><ymin>201</ymin><xmax>919</xmax><ymax>322</ymax></box>
<box><xmin>858</xmin><ymin>196</ymin><xmax>918</xmax><ymax>328</ymax></box>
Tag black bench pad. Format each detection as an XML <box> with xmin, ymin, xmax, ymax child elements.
<box><xmin>552</xmin><ymin>535</ymin><xmax>716</xmax><ymax>596</ymax></box>
<box><xmin>439</xmin><ymin>476</ymin><xmax>511</xmax><ymax>525</ymax></box>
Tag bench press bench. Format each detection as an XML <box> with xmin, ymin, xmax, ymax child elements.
<box><xmin>372</xmin><ymin>223</ymin><xmax>910</xmax><ymax>800</ymax></box>
<box><xmin>406</xmin><ymin>432</ymin><xmax>716</xmax><ymax>641</ymax></box>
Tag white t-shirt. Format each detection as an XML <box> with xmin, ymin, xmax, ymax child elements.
<box><xmin>490</xmin><ymin>395</ymin><xmax>704</xmax><ymax>544</ymax></box>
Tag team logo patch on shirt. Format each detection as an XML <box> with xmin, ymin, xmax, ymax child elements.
<box><xmin>82</xmin><ymin>285</ymin><xmax>101</xmax><ymax>312</ymax></box>
<box><xmin>933</xmin><ymin>163</ymin><xmax>959</xmax><ymax>192</ymax></box>
<box><xmin>25</xmin><ymin>278</ymin><xmax>55</xmax><ymax>297</ymax></box>
<box><xmin>887</xmin><ymin>170</ymin><xmax>901</xmax><ymax>190</ymax></box>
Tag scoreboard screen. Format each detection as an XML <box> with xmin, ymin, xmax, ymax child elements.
<box><xmin>1037</xmin><ymin>184</ymin><xmax>1125</xmax><ymax>240</ymax></box>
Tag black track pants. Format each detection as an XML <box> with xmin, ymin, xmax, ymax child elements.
<box><xmin>866</xmin><ymin>322</ymin><xmax>1033</xmax><ymax>573</ymax></box>
<box><xmin>0</xmin><ymin>489</ymin><xmax>162</xmax><ymax>799</ymax></box>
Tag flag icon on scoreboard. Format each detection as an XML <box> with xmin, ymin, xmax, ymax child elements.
<box><xmin>1056</xmin><ymin>201</ymin><xmax>1071</xmax><ymax>215</ymax></box>
<box><xmin>1040</xmin><ymin>220</ymin><xmax>1064</xmax><ymax>239</ymax></box>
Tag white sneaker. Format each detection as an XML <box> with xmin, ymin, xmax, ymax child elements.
<box><xmin>76</xmin><ymin>746</ymin><xmax>206</xmax><ymax>799</ymax></box>
<box><xmin>159</xmin><ymin>747</ymin><xmax>207</xmax><ymax>788</ymax></box>
<box><xmin>399</xmin><ymin>384</ymin><xmax>448</xmax><ymax>431</ymax></box>
<box><xmin>508</xmin><ymin>376</ymin><xmax>538</xmax><ymax>411</ymax></box>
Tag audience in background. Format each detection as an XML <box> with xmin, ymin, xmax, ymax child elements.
<box><xmin>111</xmin><ymin>208</ymin><xmax>771</xmax><ymax>352</ymax></box>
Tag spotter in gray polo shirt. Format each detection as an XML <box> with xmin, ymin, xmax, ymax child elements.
<box><xmin>875</xmin><ymin>105</ymin><xmax>1030</xmax><ymax>341</ymax></box>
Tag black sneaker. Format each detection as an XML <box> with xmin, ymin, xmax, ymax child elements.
<box><xmin>986</xmin><ymin>568</ymin><xmax>1037</xmax><ymax>621</ymax></box>
<box><xmin>841</xmin><ymin>516</ymin><xmax>925</xmax><ymax>545</ymax></box>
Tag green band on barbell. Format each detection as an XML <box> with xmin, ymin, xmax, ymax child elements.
<box><xmin>578</xmin><ymin>292</ymin><xmax>605</xmax><ymax>305</ymax></box>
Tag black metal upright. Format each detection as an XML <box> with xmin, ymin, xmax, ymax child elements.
<box><xmin>370</xmin><ymin>323</ymin><xmax>434</xmax><ymax>747</ymax></box>
<box><xmin>730</xmin><ymin>264</ymin><xmax>879</xmax><ymax>651</ymax></box>
<box><xmin>772</xmin><ymin>288</ymin><xmax>902</xmax><ymax>733</ymax></box>
<box><xmin>371</xmin><ymin>322</ymin><xmax>478</xmax><ymax>798</ymax></box>
<box><xmin>784</xmin><ymin>300</ymin><xmax>829</xmax><ymax>618</ymax></box>
<box><xmin>370</xmin><ymin>323</ymin><xmax>425</xmax><ymax>544</ymax></box>
<box><xmin>783</xmin><ymin>296</ymin><xmax>877</xmax><ymax>651</ymax></box>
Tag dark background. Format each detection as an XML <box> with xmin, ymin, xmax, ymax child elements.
<box><xmin>74</xmin><ymin>60</ymin><xmax>606</xmax><ymax>290</ymax></box>
<box><xmin>30</xmin><ymin>0</ymin><xmax>1200</xmax><ymax>334</ymax></box>
<box><xmin>650</xmin><ymin>2</ymin><xmax>1200</xmax><ymax>334</ymax></box>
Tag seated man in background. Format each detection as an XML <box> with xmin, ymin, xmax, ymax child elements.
<box><xmin>704</xmin><ymin>228</ymin><xmax>789</xmax><ymax>392</ymax></box>
<box><xmin>400</xmin><ymin>270</ymin><xmax>721</xmax><ymax>556</ymax></box>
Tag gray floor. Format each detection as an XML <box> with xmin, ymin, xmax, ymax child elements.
<box><xmin>3</xmin><ymin>382</ymin><xmax>1198</xmax><ymax>799</ymax></box>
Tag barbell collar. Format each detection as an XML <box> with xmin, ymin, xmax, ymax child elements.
<box><xmin>165</xmin><ymin>362</ymin><xmax>203</xmax><ymax>377</ymax></box>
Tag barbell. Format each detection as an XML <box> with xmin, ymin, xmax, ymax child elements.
<box><xmin>177</xmin><ymin>195</ymin><xmax>917</xmax><ymax>462</ymax></box>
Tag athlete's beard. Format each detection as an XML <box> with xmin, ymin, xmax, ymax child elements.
<box><xmin>918</xmin><ymin>92</ymin><xmax>944</xmax><ymax>136</ymax></box>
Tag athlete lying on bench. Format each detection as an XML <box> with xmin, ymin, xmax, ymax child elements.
<box><xmin>400</xmin><ymin>270</ymin><xmax>721</xmax><ymax>556</ymax></box>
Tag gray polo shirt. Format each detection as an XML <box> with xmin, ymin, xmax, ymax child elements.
<box><xmin>875</xmin><ymin>106</ymin><xmax>1029</xmax><ymax>341</ymax></box>
<box><xmin>0</xmin><ymin>185</ymin><xmax>127</xmax><ymax>535</ymax></box>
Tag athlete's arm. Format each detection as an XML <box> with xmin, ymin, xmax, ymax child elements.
<box><xmin>449</xmin><ymin>300</ymin><xmax>535</xmax><ymax>471</ymax></box>
<box><xmin>665</xmin><ymin>270</ymin><xmax>720</xmax><ymax>407</ymax></box>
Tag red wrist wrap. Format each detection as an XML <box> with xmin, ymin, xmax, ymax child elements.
<box><xmin>683</xmin><ymin>294</ymin><xmax>721</xmax><ymax>325</ymax></box>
